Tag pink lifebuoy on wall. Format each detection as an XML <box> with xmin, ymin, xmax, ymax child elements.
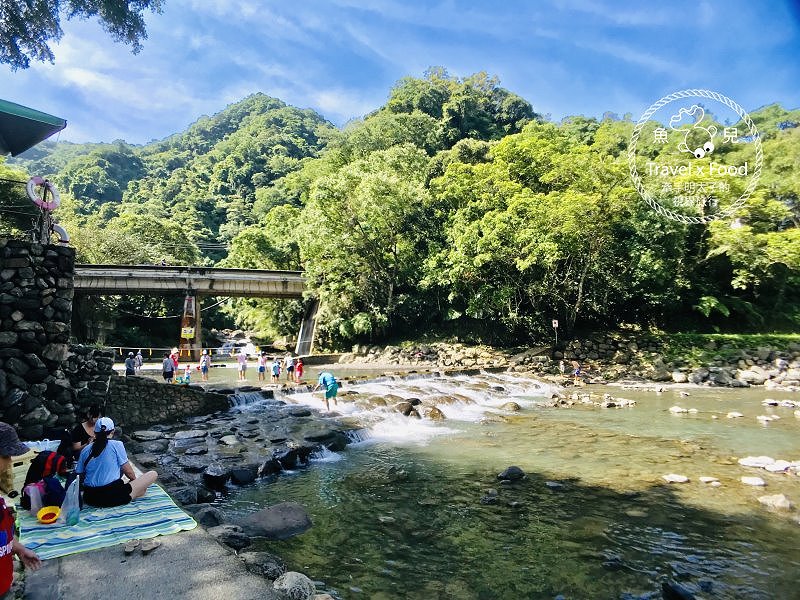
<box><xmin>26</xmin><ymin>176</ymin><xmax>61</xmax><ymax>210</ymax></box>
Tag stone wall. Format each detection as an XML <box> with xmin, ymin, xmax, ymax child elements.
<box><xmin>107</xmin><ymin>374</ymin><xmax>229</xmax><ymax>429</ymax></box>
<box><xmin>0</xmin><ymin>239</ymin><xmax>76</xmax><ymax>439</ymax></box>
<box><xmin>342</xmin><ymin>337</ymin><xmax>800</xmax><ymax>389</ymax></box>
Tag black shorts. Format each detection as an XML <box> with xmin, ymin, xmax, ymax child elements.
<box><xmin>83</xmin><ymin>478</ymin><xmax>133</xmax><ymax>508</ymax></box>
<box><xmin>163</xmin><ymin>371</ymin><xmax>173</xmax><ymax>381</ymax></box>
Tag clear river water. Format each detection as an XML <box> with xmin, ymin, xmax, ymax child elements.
<box><xmin>213</xmin><ymin>372</ymin><xmax>799</xmax><ymax>600</ymax></box>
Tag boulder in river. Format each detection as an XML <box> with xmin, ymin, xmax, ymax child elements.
<box><xmin>203</xmin><ymin>463</ymin><xmax>231</xmax><ymax>489</ymax></box>
<box><xmin>230</xmin><ymin>464</ymin><xmax>259</xmax><ymax>485</ymax></box>
<box><xmin>393</xmin><ymin>401</ymin><xmax>415</xmax><ymax>416</ymax></box>
<box><xmin>192</xmin><ymin>505</ymin><xmax>225</xmax><ymax>527</ymax></box>
<box><xmin>757</xmin><ymin>494</ymin><xmax>793</xmax><ymax>511</ymax></box>
<box><xmin>207</xmin><ymin>524</ymin><xmax>251</xmax><ymax>551</ymax></box>
<box><xmin>239</xmin><ymin>551</ymin><xmax>287</xmax><ymax>581</ymax></box>
<box><xmin>738</xmin><ymin>456</ymin><xmax>774</xmax><ymax>468</ymax></box>
<box><xmin>132</xmin><ymin>430</ymin><xmax>164</xmax><ymax>441</ymax></box>
<box><xmin>174</xmin><ymin>429</ymin><xmax>208</xmax><ymax>440</ymax></box>
<box><xmin>420</xmin><ymin>406</ymin><xmax>446</xmax><ymax>421</ymax></box>
<box><xmin>500</xmin><ymin>402</ymin><xmax>521</xmax><ymax>412</ymax></box>
<box><xmin>671</xmin><ymin>371</ymin><xmax>688</xmax><ymax>383</ymax></box>
<box><xmin>497</xmin><ymin>466</ymin><xmax>525</xmax><ymax>481</ymax></box>
<box><xmin>726</xmin><ymin>412</ymin><xmax>744</xmax><ymax>418</ymax></box>
<box><xmin>662</xmin><ymin>474</ymin><xmax>689</xmax><ymax>484</ymax></box>
<box><xmin>741</xmin><ymin>476</ymin><xmax>767</xmax><ymax>486</ymax></box>
<box><xmin>272</xmin><ymin>571</ymin><xmax>315</xmax><ymax>600</ymax></box>
<box><xmin>764</xmin><ymin>460</ymin><xmax>791</xmax><ymax>473</ymax></box>
<box><xmin>669</xmin><ymin>406</ymin><xmax>688</xmax><ymax>414</ymax></box>
<box><xmin>238</xmin><ymin>502</ymin><xmax>313</xmax><ymax>540</ymax></box>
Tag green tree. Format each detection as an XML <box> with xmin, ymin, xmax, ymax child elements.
<box><xmin>299</xmin><ymin>144</ymin><xmax>432</xmax><ymax>345</ymax></box>
<box><xmin>1</xmin><ymin>0</ymin><xmax>163</xmax><ymax>70</ymax></box>
<box><xmin>221</xmin><ymin>205</ymin><xmax>304</xmax><ymax>337</ymax></box>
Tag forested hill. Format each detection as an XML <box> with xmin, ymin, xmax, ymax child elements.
<box><xmin>2</xmin><ymin>70</ymin><xmax>799</xmax><ymax>349</ymax></box>
<box><xmin>9</xmin><ymin>93</ymin><xmax>336</xmax><ymax>262</ymax></box>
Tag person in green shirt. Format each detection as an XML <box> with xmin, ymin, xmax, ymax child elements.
<box><xmin>313</xmin><ymin>371</ymin><xmax>338</xmax><ymax>411</ymax></box>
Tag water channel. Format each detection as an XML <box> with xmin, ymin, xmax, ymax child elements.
<box><xmin>213</xmin><ymin>373</ymin><xmax>799</xmax><ymax>599</ymax></box>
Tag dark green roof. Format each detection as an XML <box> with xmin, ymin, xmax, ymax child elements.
<box><xmin>0</xmin><ymin>98</ymin><xmax>67</xmax><ymax>156</ymax></box>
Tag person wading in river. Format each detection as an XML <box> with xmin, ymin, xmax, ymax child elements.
<box><xmin>313</xmin><ymin>371</ymin><xmax>339</xmax><ymax>411</ymax></box>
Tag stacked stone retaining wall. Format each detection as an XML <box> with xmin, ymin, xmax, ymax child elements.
<box><xmin>0</xmin><ymin>239</ymin><xmax>76</xmax><ymax>438</ymax></box>
<box><xmin>107</xmin><ymin>374</ymin><xmax>229</xmax><ymax>429</ymax></box>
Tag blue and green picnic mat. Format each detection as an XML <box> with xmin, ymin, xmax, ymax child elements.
<box><xmin>17</xmin><ymin>484</ymin><xmax>197</xmax><ymax>559</ymax></box>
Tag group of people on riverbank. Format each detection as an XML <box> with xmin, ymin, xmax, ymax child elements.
<box><xmin>0</xmin><ymin>406</ymin><xmax>162</xmax><ymax>595</ymax></box>
<box><xmin>250</xmin><ymin>351</ymin><xmax>304</xmax><ymax>383</ymax></box>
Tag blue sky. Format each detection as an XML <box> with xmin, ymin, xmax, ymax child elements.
<box><xmin>1</xmin><ymin>0</ymin><xmax>798</xmax><ymax>144</ymax></box>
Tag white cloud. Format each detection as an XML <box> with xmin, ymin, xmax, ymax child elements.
<box><xmin>312</xmin><ymin>88</ymin><xmax>380</xmax><ymax>121</ymax></box>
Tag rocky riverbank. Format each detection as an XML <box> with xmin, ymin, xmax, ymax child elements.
<box><xmin>338</xmin><ymin>334</ymin><xmax>800</xmax><ymax>390</ymax></box>
<box><xmin>120</xmin><ymin>388</ymin><xmax>353</xmax><ymax>599</ymax></box>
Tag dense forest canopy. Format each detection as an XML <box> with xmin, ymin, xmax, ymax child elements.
<box><xmin>3</xmin><ymin>69</ymin><xmax>799</xmax><ymax>348</ymax></box>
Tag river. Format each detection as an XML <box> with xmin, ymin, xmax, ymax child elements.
<box><xmin>216</xmin><ymin>372</ymin><xmax>800</xmax><ymax>599</ymax></box>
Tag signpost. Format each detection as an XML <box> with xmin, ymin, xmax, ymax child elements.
<box><xmin>552</xmin><ymin>319</ymin><xmax>559</xmax><ymax>346</ymax></box>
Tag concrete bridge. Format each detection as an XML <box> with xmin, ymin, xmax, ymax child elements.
<box><xmin>74</xmin><ymin>264</ymin><xmax>311</xmax><ymax>357</ymax></box>
<box><xmin>73</xmin><ymin>264</ymin><xmax>306</xmax><ymax>298</ymax></box>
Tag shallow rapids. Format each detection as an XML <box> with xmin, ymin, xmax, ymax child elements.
<box><xmin>219</xmin><ymin>372</ymin><xmax>800</xmax><ymax>599</ymax></box>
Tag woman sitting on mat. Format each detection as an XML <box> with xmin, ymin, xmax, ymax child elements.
<box><xmin>76</xmin><ymin>417</ymin><xmax>158</xmax><ymax>508</ymax></box>
<box><xmin>71</xmin><ymin>404</ymin><xmax>101</xmax><ymax>459</ymax></box>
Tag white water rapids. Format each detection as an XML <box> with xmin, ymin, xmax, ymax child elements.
<box><xmin>273</xmin><ymin>372</ymin><xmax>561</xmax><ymax>446</ymax></box>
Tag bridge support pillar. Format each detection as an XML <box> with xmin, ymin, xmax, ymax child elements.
<box><xmin>179</xmin><ymin>293</ymin><xmax>203</xmax><ymax>362</ymax></box>
<box><xmin>191</xmin><ymin>295</ymin><xmax>202</xmax><ymax>362</ymax></box>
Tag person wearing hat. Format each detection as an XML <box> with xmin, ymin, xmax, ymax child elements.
<box><xmin>0</xmin><ymin>423</ymin><xmax>42</xmax><ymax>592</ymax></box>
<box><xmin>124</xmin><ymin>352</ymin><xmax>136</xmax><ymax>376</ymax></box>
<box><xmin>75</xmin><ymin>417</ymin><xmax>158</xmax><ymax>508</ymax></box>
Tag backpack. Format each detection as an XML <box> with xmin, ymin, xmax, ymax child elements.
<box><xmin>20</xmin><ymin>451</ymin><xmax>68</xmax><ymax>510</ymax></box>
<box><xmin>42</xmin><ymin>476</ymin><xmax>66</xmax><ymax>507</ymax></box>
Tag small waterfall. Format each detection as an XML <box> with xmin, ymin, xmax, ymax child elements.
<box><xmin>345</xmin><ymin>428</ymin><xmax>371</xmax><ymax>444</ymax></box>
<box><xmin>310</xmin><ymin>447</ymin><xmax>343</xmax><ymax>463</ymax></box>
<box><xmin>228</xmin><ymin>390</ymin><xmax>270</xmax><ymax>407</ymax></box>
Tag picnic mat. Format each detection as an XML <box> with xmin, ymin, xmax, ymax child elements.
<box><xmin>17</xmin><ymin>484</ymin><xmax>197</xmax><ymax>559</ymax></box>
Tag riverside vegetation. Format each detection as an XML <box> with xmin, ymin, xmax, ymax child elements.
<box><xmin>2</xmin><ymin>69</ymin><xmax>798</xmax><ymax>351</ymax></box>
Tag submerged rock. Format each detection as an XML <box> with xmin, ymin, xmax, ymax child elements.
<box><xmin>230</xmin><ymin>465</ymin><xmax>259</xmax><ymax>485</ymax></box>
<box><xmin>497</xmin><ymin>466</ymin><xmax>525</xmax><ymax>481</ymax></box>
<box><xmin>239</xmin><ymin>551</ymin><xmax>287</xmax><ymax>581</ymax></box>
<box><xmin>500</xmin><ymin>402</ymin><xmax>521</xmax><ymax>412</ymax></box>
<box><xmin>699</xmin><ymin>476</ymin><xmax>719</xmax><ymax>484</ymax></box>
<box><xmin>192</xmin><ymin>505</ymin><xmax>225</xmax><ymax>527</ymax></box>
<box><xmin>238</xmin><ymin>502</ymin><xmax>312</xmax><ymax>540</ymax></box>
<box><xmin>726</xmin><ymin>412</ymin><xmax>744</xmax><ymax>418</ymax></box>
<box><xmin>669</xmin><ymin>406</ymin><xmax>688</xmax><ymax>414</ymax></box>
<box><xmin>662</xmin><ymin>474</ymin><xmax>689</xmax><ymax>484</ymax></box>
<box><xmin>661</xmin><ymin>580</ymin><xmax>696</xmax><ymax>600</ymax></box>
<box><xmin>757</xmin><ymin>494</ymin><xmax>793</xmax><ymax>511</ymax></box>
